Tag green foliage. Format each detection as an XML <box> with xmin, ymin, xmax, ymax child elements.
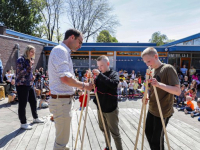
<box><xmin>97</xmin><ymin>30</ymin><xmax>118</xmax><ymax>43</ymax></box>
<box><xmin>149</xmin><ymin>31</ymin><xmax>168</xmax><ymax>46</ymax></box>
<box><xmin>167</xmin><ymin>39</ymin><xmax>176</xmax><ymax>43</ymax></box>
<box><xmin>0</xmin><ymin>0</ymin><xmax>42</xmax><ymax>35</ymax></box>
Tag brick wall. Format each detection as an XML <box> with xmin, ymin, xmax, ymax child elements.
<box><xmin>0</xmin><ymin>35</ymin><xmax>45</xmax><ymax>76</ymax></box>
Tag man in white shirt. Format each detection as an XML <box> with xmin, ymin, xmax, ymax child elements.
<box><xmin>48</xmin><ymin>29</ymin><xmax>93</xmax><ymax>150</ymax></box>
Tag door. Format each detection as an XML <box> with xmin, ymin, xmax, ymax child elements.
<box><xmin>180</xmin><ymin>58</ymin><xmax>191</xmax><ymax>70</ymax></box>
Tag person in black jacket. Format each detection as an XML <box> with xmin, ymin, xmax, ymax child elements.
<box><xmin>92</xmin><ymin>55</ymin><xmax>123</xmax><ymax>150</ymax></box>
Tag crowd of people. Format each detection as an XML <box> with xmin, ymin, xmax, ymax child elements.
<box><xmin>3</xmin><ymin>66</ymin><xmax>50</xmax><ymax>107</ymax></box>
<box><xmin>175</xmin><ymin>65</ymin><xmax>200</xmax><ymax>121</ymax></box>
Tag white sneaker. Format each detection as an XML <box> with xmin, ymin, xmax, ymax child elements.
<box><xmin>21</xmin><ymin>123</ymin><xmax>32</xmax><ymax>130</ymax></box>
<box><xmin>33</xmin><ymin>118</ymin><xmax>44</xmax><ymax>123</ymax></box>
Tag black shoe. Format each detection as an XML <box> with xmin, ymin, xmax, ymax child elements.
<box><xmin>104</xmin><ymin>147</ymin><xmax>112</xmax><ymax>150</ymax></box>
<box><xmin>11</xmin><ymin>101</ymin><xmax>17</xmax><ymax>104</ymax></box>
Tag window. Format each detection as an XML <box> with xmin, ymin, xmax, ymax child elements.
<box><xmin>116</xmin><ymin>51</ymin><xmax>141</xmax><ymax>56</ymax></box>
<box><xmin>71</xmin><ymin>51</ymin><xmax>89</xmax><ymax>55</ymax></box>
<box><xmin>194</xmin><ymin>38</ymin><xmax>200</xmax><ymax>45</ymax></box>
<box><xmin>191</xmin><ymin>58</ymin><xmax>200</xmax><ymax>69</ymax></box>
<box><xmin>158</xmin><ymin>52</ymin><xmax>167</xmax><ymax>57</ymax></box>
<box><xmin>91</xmin><ymin>51</ymin><xmax>114</xmax><ymax>56</ymax></box>
<box><xmin>183</xmin><ymin>40</ymin><xmax>193</xmax><ymax>45</ymax></box>
<box><xmin>71</xmin><ymin>56</ymin><xmax>89</xmax><ymax>67</ymax></box>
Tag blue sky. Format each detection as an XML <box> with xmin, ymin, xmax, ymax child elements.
<box><xmin>61</xmin><ymin>0</ymin><xmax>200</xmax><ymax>43</ymax></box>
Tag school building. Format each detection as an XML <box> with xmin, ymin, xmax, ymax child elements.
<box><xmin>0</xmin><ymin>25</ymin><xmax>200</xmax><ymax>76</ymax></box>
<box><xmin>44</xmin><ymin>33</ymin><xmax>200</xmax><ymax>75</ymax></box>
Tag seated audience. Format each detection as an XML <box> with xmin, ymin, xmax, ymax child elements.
<box><xmin>35</xmin><ymin>77</ymin><xmax>43</xmax><ymax>99</ymax></box>
<box><xmin>39</xmin><ymin>94</ymin><xmax>48</xmax><ymax>108</ymax></box>
<box><xmin>128</xmin><ymin>79</ymin><xmax>134</xmax><ymax>99</ymax></box>
<box><xmin>4</xmin><ymin>70</ymin><xmax>14</xmax><ymax>85</ymax></box>
<box><xmin>183</xmin><ymin>76</ymin><xmax>190</xmax><ymax>90</ymax></box>
<box><xmin>177</xmin><ymin>84</ymin><xmax>186</xmax><ymax>107</ymax></box>
<box><xmin>6</xmin><ymin>79</ymin><xmax>18</xmax><ymax>104</ymax></box>
<box><xmin>192</xmin><ymin>73</ymin><xmax>200</xmax><ymax>85</ymax></box>
<box><xmin>190</xmin><ymin>99</ymin><xmax>200</xmax><ymax>118</ymax></box>
<box><xmin>178</xmin><ymin>96</ymin><xmax>194</xmax><ymax>114</ymax></box>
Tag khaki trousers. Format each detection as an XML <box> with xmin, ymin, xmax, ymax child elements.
<box><xmin>49</xmin><ymin>97</ymin><xmax>73</xmax><ymax>150</ymax></box>
<box><xmin>98</xmin><ymin>108</ymin><xmax>123</xmax><ymax>150</ymax></box>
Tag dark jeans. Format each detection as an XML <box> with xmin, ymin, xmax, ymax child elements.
<box><xmin>16</xmin><ymin>85</ymin><xmax>38</xmax><ymax>124</ymax></box>
<box><xmin>179</xmin><ymin>106</ymin><xmax>193</xmax><ymax>111</ymax></box>
<box><xmin>128</xmin><ymin>89</ymin><xmax>134</xmax><ymax>97</ymax></box>
<box><xmin>145</xmin><ymin>111</ymin><xmax>170</xmax><ymax>150</ymax></box>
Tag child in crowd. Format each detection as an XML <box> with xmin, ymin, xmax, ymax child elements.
<box><xmin>182</xmin><ymin>76</ymin><xmax>190</xmax><ymax>90</ymax></box>
<box><xmin>133</xmin><ymin>78</ymin><xmax>140</xmax><ymax>97</ymax></box>
<box><xmin>119</xmin><ymin>74</ymin><xmax>125</xmax><ymax>81</ymax></box>
<box><xmin>138</xmin><ymin>75</ymin><xmax>142</xmax><ymax>88</ymax></box>
<box><xmin>39</xmin><ymin>94</ymin><xmax>48</xmax><ymax>108</ymax></box>
<box><xmin>45</xmin><ymin>90</ymin><xmax>50</xmax><ymax>100</ymax></box>
<box><xmin>78</xmin><ymin>90</ymin><xmax>88</xmax><ymax>111</ymax></box>
<box><xmin>192</xmin><ymin>73</ymin><xmax>200</xmax><ymax>85</ymax></box>
<box><xmin>123</xmin><ymin>70</ymin><xmax>128</xmax><ymax>78</ymax></box>
<box><xmin>43</xmin><ymin>76</ymin><xmax>49</xmax><ymax>91</ymax></box>
<box><xmin>190</xmin><ymin>99</ymin><xmax>200</xmax><ymax>118</ymax></box>
<box><xmin>121</xmin><ymin>78</ymin><xmax>128</xmax><ymax>98</ymax></box>
<box><xmin>128</xmin><ymin>79</ymin><xmax>134</xmax><ymax>99</ymax></box>
<box><xmin>190</xmin><ymin>80</ymin><xmax>198</xmax><ymax>92</ymax></box>
<box><xmin>185</xmin><ymin>88</ymin><xmax>196</xmax><ymax>101</ymax></box>
<box><xmin>178</xmin><ymin>96</ymin><xmax>194</xmax><ymax>114</ymax></box>
<box><xmin>178</xmin><ymin>72</ymin><xmax>184</xmax><ymax>83</ymax></box>
<box><xmin>35</xmin><ymin>77</ymin><xmax>43</xmax><ymax>99</ymax></box>
<box><xmin>177</xmin><ymin>84</ymin><xmax>186</xmax><ymax>108</ymax></box>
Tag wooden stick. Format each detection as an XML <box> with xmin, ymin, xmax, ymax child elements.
<box><xmin>91</xmin><ymin>77</ymin><xmax>112</xmax><ymax>150</ymax></box>
<box><xmin>149</xmin><ymin>67</ymin><xmax>171</xmax><ymax>150</ymax></box>
<box><xmin>152</xmin><ymin>85</ymin><xmax>171</xmax><ymax>150</ymax></box>
<box><xmin>134</xmin><ymin>102</ymin><xmax>144</xmax><ymax>150</ymax></box>
<box><xmin>141</xmin><ymin>69</ymin><xmax>151</xmax><ymax>150</ymax></box>
<box><xmin>134</xmin><ymin>69</ymin><xmax>150</xmax><ymax>150</ymax></box>
<box><xmin>81</xmin><ymin>71</ymin><xmax>92</xmax><ymax>150</ymax></box>
<box><xmin>74</xmin><ymin>72</ymin><xmax>90</xmax><ymax>150</ymax></box>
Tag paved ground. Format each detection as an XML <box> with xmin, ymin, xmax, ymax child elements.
<box><xmin>0</xmin><ymin>94</ymin><xmax>199</xmax><ymax>141</ymax></box>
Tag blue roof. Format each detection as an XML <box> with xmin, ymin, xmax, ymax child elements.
<box><xmin>44</xmin><ymin>45</ymin><xmax>165</xmax><ymax>52</ymax></box>
<box><xmin>6</xmin><ymin>29</ymin><xmax>58</xmax><ymax>46</ymax></box>
<box><xmin>168</xmin><ymin>46</ymin><xmax>200</xmax><ymax>52</ymax></box>
<box><xmin>81</xmin><ymin>43</ymin><xmax>157</xmax><ymax>46</ymax></box>
<box><xmin>162</xmin><ymin>33</ymin><xmax>200</xmax><ymax>46</ymax></box>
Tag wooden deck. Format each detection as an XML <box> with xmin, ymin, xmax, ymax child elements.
<box><xmin>0</xmin><ymin>107</ymin><xmax>200</xmax><ymax>150</ymax></box>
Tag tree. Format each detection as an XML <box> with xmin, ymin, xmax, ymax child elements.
<box><xmin>167</xmin><ymin>39</ymin><xmax>176</xmax><ymax>43</ymax></box>
<box><xmin>96</xmin><ymin>30</ymin><xmax>118</xmax><ymax>43</ymax></box>
<box><xmin>149</xmin><ymin>31</ymin><xmax>168</xmax><ymax>46</ymax></box>
<box><xmin>0</xmin><ymin>0</ymin><xmax>42</xmax><ymax>35</ymax></box>
<box><xmin>66</xmin><ymin>0</ymin><xmax>119</xmax><ymax>42</ymax></box>
<box><xmin>32</xmin><ymin>0</ymin><xmax>64</xmax><ymax>42</ymax></box>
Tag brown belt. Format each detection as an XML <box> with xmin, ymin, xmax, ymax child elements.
<box><xmin>50</xmin><ymin>94</ymin><xmax>72</xmax><ymax>99</ymax></box>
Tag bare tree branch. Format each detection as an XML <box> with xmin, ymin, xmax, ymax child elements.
<box><xmin>66</xmin><ymin>0</ymin><xmax>119</xmax><ymax>42</ymax></box>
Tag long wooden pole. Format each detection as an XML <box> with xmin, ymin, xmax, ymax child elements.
<box><xmin>91</xmin><ymin>77</ymin><xmax>112</xmax><ymax>150</ymax></box>
<box><xmin>141</xmin><ymin>69</ymin><xmax>151</xmax><ymax>150</ymax></box>
<box><xmin>81</xmin><ymin>70</ymin><xmax>92</xmax><ymax>150</ymax></box>
<box><xmin>134</xmin><ymin>69</ymin><xmax>151</xmax><ymax>150</ymax></box>
<box><xmin>150</xmin><ymin>67</ymin><xmax>171</xmax><ymax>150</ymax></box>
<box><xmin>74</xmin><ymin>72</ymin><xmax>89</xmax><ymax>150</ymax></box>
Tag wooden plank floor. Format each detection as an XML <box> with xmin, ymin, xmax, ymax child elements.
<box><xmin>0</xmin><ymin>107</ymin><xmax>199</xmax><ymax>150</ymax></box>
